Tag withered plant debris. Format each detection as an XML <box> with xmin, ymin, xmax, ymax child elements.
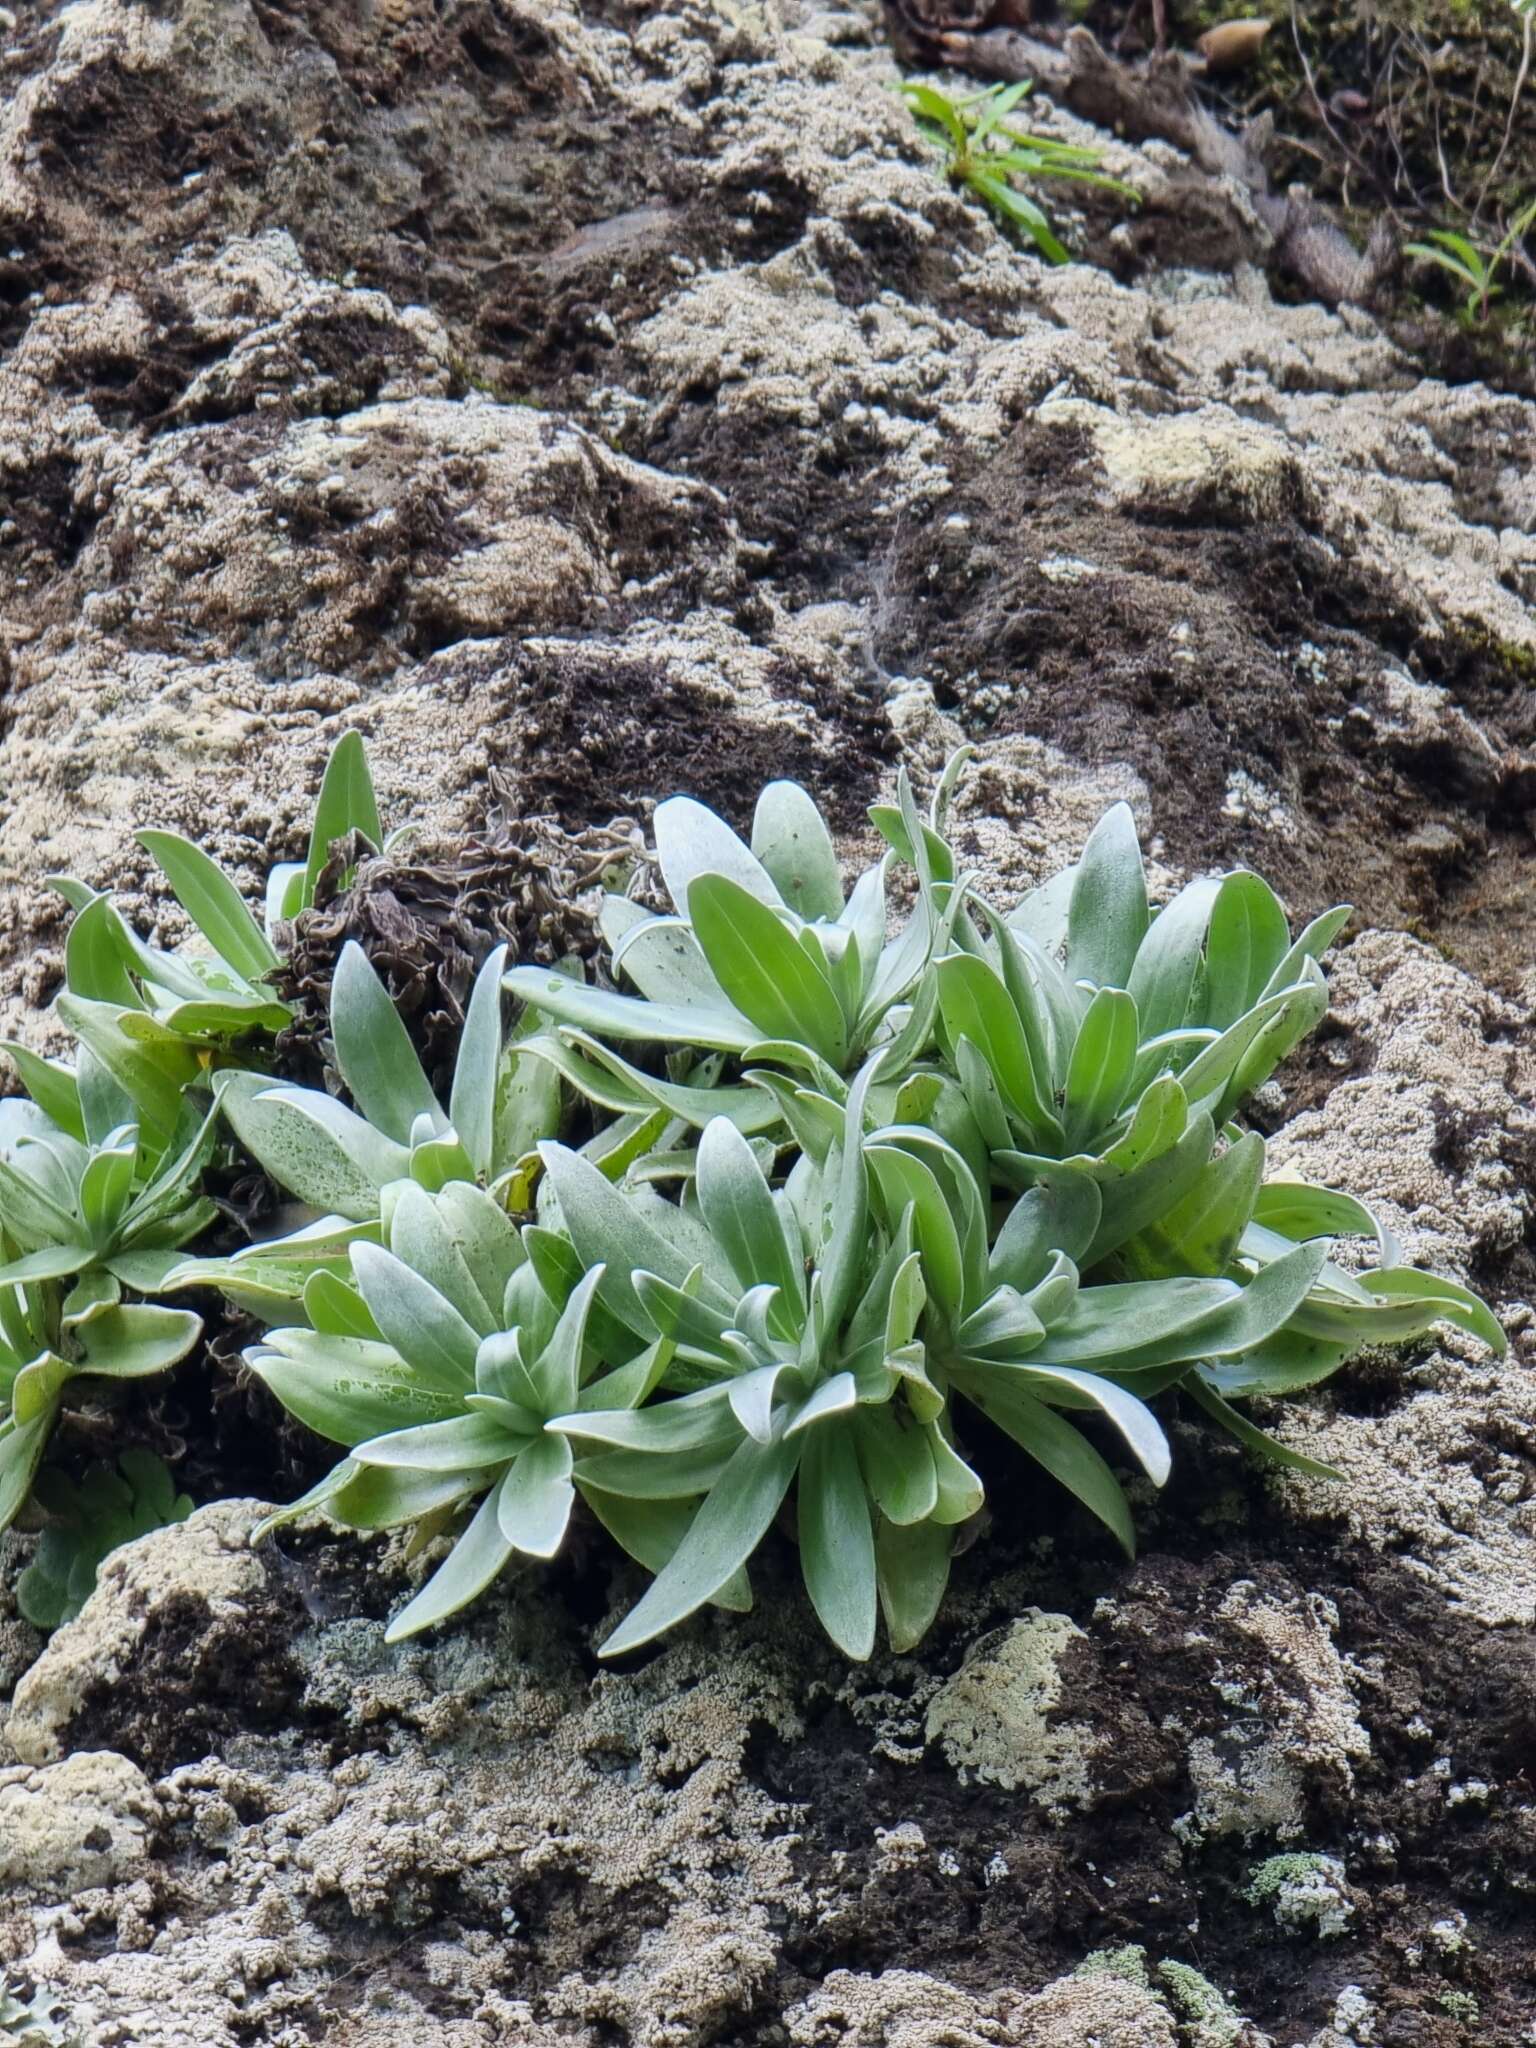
<box><xmin>272</xmin><ymin>778</ymin><xmax>648</xmax><ymax>1099</ymax></box>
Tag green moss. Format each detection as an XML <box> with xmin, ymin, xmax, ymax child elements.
<box><xmin>1075</xmin><ymin>1945</ymin><xmax>1151</xmax><ymax>1987</ymax></box>
<box><xmin>1438</xmin><ymin>1989</ymin><xmax>1481</xmax><ymax>2022</ymax></box>
<box><xmin>1157</xmin><ymin>1960</ymin><xmax>1247</xmax><ymax>2045</ymax></box>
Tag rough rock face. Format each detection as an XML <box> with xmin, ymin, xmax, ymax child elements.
<box><xmin>0</xmin><ymin>1</ymin><xmax>1533</xmax><ymax>2044</ymax></box>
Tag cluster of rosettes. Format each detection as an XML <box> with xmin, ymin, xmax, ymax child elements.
<box><xmin>0</xmin><ymin>741</ymin><xmax>1502</xmax><ymax>1654</ymax></box>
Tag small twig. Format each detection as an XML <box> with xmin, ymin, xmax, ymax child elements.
<box><xmin>1288</xmin><ymin>0</ymin><xmax>1376</xmax><ymax>199</ymax></box>
<box><xmin>1475</xmin><ymin>9</ymin><xmax>1532</xmax><ymax>224</ymax></box>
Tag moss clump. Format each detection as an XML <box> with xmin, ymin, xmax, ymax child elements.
<box><xmin>1157</xmin><ymin>1960</ymin><xmax>1248</xmax><ymax>2045</ymax></box>
<box><xmin>1246</xmin><ymin>1852</ymin><xmax>1356</xmax><ymax>1938</ymax></box>
<box><xmin>1075</xmin><ymin>1945</ymin><xmax>1152</xmax><ymax>1987</ymax></box>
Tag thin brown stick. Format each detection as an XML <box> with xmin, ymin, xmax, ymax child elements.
<box><xmin>1475</xmin><ymin>9</ymin><xmax>1533</xmax><ymax>224</ymax></box>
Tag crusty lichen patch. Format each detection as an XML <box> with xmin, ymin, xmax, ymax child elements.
<box><xmin>924</xmin><ymin>1611</ymin><xmax>1101</xmax><ymax>1815</ymax></box>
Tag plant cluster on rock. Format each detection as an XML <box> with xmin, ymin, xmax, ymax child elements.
<box><xmin>0</xmin><ymin>740</ymin><xmax>1502</xmax><ymax>1654</ymax></box>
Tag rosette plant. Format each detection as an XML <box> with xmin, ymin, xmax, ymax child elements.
<box><xmin>0</xmin><ymin>1066</ymin><xmax>218</xmax><ymax>1295</ymax></box>
<box><xmin>0</xmin><ymin>1063</ymin><xmax>209</xmax><ymax>1527</ymax></box>
<box><xmin>171</xmin><ymin>941</ymin><xmax>560</xmax><ymax>1314</ymax></box>
<box><xmin>246</xmin><ymin>1178</ymin><xmax>680</xmax><ymax>1641</ymax></box>
<box><xmin>503</xmin><ymin>764</ymin><xmax>970</xmax><ymax>1127</ymax></box>
<box><xmin>47</xmin><ymin>733</ymin><xmax>387</xmax><ymax>1125</ymax></box>
<box><xmin>540</xmin><ymin>1068</ymin><xmax>982</xmax><ymax>1658</ymax></box>
<box><xmin>936</xmin><ymin>803</ymin><xmax>1349</xmax><ymax>1190</ymax></box>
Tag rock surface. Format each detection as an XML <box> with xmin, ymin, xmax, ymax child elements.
<box><xmin>0</xmin><ymin>1</ymin><xmax>1533</xmax><ymax>2044</ymax></box>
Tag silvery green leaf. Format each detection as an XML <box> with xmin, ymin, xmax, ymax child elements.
<box><xmin>1127</xmin><ymin>876</ymin><xmax>1223</xmax><ymax>1041</ymax></box>
<box><xmin>504</xmin><ymin>965</ymin><xmax>759</xmax><ymax>1053</ymax></box>
<box><xmin>990</xmin><ymin>905</ymin><xmax>1084</xmax><ymax>1084</ymax></box>
<box><xmin>497</xmin><ymin>1433</ymin><xmax>575</xmax><ymax>1557</ymax></box>
<box><xmin>876</xmin><ymin>1515</ymin><xmax>951</xmax><ymax>1653</ymax></box>
<box><xmin>474</xmin><ymin>1329</ymin><xmax>543</xmax><ymax>1410</ymax></box>
<box><xmin>1100</xmin><ymin>1074</ymin><xmax>1189</xmax><ymax>1172</ymax></box>
<box><xmin>265</xmin><ymin>860</ymin><xmax>306</xmax><ymax>938</ymax></box>
<box><xmin>798</xmin><ymin>1424</ymin><xmax>875</xmax><ymax>1659</ymax></box>
<box><xmin>1292</xmin><ymin>1263</ymin><xmax>1503</xmax><ymax>1354</ymax></box>
<box><xmin>928</xmin><ymin>1427</ymin><xmax>984</xmax><ymax>1524</ymax></box>
<box><xmin>728</xmin><ymin>1363</ymin><xmax>791</xmax><ymax>1444</ymax></box>
<box><xmin>0</xmin><ymin>1044</ymin><xmax>84</xmax><ymax>1139</ymax></box>
<box><xmin>539</xmin><ymin>1141</ymin><xmax>734</xmax><ymax>1336</ymax></box>
<box><xmin>1022</xmin><ymin>1249</ymin><xmax>1079</xmax><ymax>1327</ymax></box>
<box><xmin>964</xmin><ymin>1378</ymin><xmax>1135</xmax><ymax>1552</ymax></box>
<box><xmin>785</xmin><ymin>1370</ymin><xmax>858</xmax><ymax>1436</ymax></box>
<box><xmin>1250</xmin><ymin>1180</ymin><xmax>1398</xmax><ymax>1262</ymax></box>
<box><xmin>839</xmin><ymin>859</ymin><xmax>891</xmax><ymax>1002</ymax></box>
<box><xmin>1065</xmin><ymin>802</ymin><xmax>1147</xmax><ymax>990</ymax></box>
<box><xmin>954</xmin><ymin>1034</ymin><xmax>1012</xmax><ymax>1150</ymax></box>
<box><xmin>632</xmin><ymin>1269</ymin><xmax>734</xmax><ymax>1350</ymax></box>
<box><xmin>1201</xmin><ymin>1328</ymin><xmax>1354</xmax><ymax>1398</ymax></box>
<box><xmin>555</xmin><ymin>1383</ymin><xmax>739</xmax><ymax>1454</ymax></box>
<box><xmin>1073</xmin><ymin>1243</ymin><xmax>1328</xmax><ymax>1375</ymax></box>
<box><xmin>445</xmin><ymin>945</ymin><xmax>509</xmax><ymax>1179</ymax></box>
<box><xmin>599</xmin><ymin>1430</ymin><xmax>800</xmax><ymax>1656</ymax></box>
<box><xmin>331</xmin><ymin>943</ymin><xmax>442</xmax><ymax>1146</ymax></box>
<box><xmin>1259</xmin><ymin>904</ymin><xmax>1351</xmax><ymax>1002</ymax></box>
<box><xmin>74</xmin><ymin>1304</ymin><xmax>202</xmax><ymax>1379</ymax></box>
<box><xmin>136</xmin><ymin>829</ymin><xmax>282</xmax><ymax>985</ymax></box>
<box><xmin>853</xmin><ymin>1404</ymin><xmax>937</xmax><ymax>1525</ymax></box>
<box><xmin>861</xmin><ymin>898</ymin><xmax>932</xmax><ymax>1023</ymax></box>
<box><xmin>688</xmin><ymin>875</ymin><xmax>848</xmax><ymax>1068</ymax></box>
<box><xmin>695</xmin><ymin>1117</ymin><xmax>802</xmax><ymax>1301</ymax></box>
<box><xmin>252</xmin><ymin>1329</ymin><xmax>464</xmax><ymax>1444</ymax></box>
<box><xmin>580</xmin><ymin>1487</ymin><xmax>753</xmax><ymax>1613</ymax></box>
<box><xmin>1185</xmin><ymin>1378</ymin><xmax>1342</xmax><ymax>1479</ymax></box>
<box><xmin>351</xmin><ymin>1244</ymin><xmax>481</xmax><ymax>1389</ymax></box>
<box><xmin>818</xmin><ymin>1056</ymin><xmax>880</xmax><ymax>1333</ymax></box>
<box><xmin>1030</xmin><ymin>1273</ymin><xmax>1240</xmax><ymax>1365</ymax></box>
<box><xmin>1085</xmin><ymin>1112</ymin><xmax>1217</xmax><ymax>1263</ymax></box>
<box><xmin>303</xmin><ymin>730</ymin><xmax>383</xmax><ymax>907</ymax></box>
<box><xmin>575</xmin><ymin>1440</ymin><xmax>739</xmax><ymax>1500</ymax></box>
<box><xmin>1202</xmin><ymin>871</ymin><xmax>1291</xmax><ymax>1029</ymax></box>
<box><xmin>429</xmin><ymin>1180</ymin><xmax>526</xmax><ymax>1305</ymax></box>
<box><xmin>989</xmin><ymin>1174</ymin><xmax>1101</xmax><ymax>1292</ymax></box>
<box><xmin>957</xmin><ymin>1285</ymin><xmax>1046</xmax><ymax>1358</ymax></box>
<box><xmin>1011</xmin><ymin>1363</ymin><xmax>1170</xmax><ymax>1484</ymax></box>
<box><xmin>518</xmin><ymin>1030</ymin><xmax>778</xmax><ymax>1134</ymax></box>
<box><xmin>0</xmin><ymin>1406</ymin><xmax>59</xmax><ymax>1532</ymax></box>
<box><xmin>654</xmin><ymin>794</ymin><xmax>783</xmax><ymax>916</ymax></box>
<box><xmin>304</xmin><ymin>1269</ymin><xmax>380</xmax><ymax>1339</ymax></box>
<box><xmin>385</xmin><ymin>1182</ymin><xmax>497</xmax><ymax>1336</ymax></box>
<box><xmin>0</xmin><ymin>1245</ymin><xmax>92</xmax><ymax>1287</ymax></box>
<box><xmin>868</xmin><ymin>1143</ymin><xmax>963</xmax><ymax>1330</ymax></box>
<box><xmin>384</xmin><ymin>1488</ymin><xmax>515</xmax><ymax>1642</ymax></box>
<box><xmin>1118</xmin><ymin>1130</ymin><xmax>1265</xmax><ymax>1281</ymax></box>
<box><xmin>1063</xmin><ymin>988</ymin><xmax>1138</xmax><ymax>1150</ymax></box>
<box><xmin>1177</xmin><ymin>983</ymin><xmax>1320</xmax><ymax>1120</ymax></box>
<box><xmin>327</xmin><ymin>1462</ymin><xmax>490</xmax><ymax>1532</ymax></box>
<box><xmin>611</xmin><ymin>918</ymin><xmax>725</xmax><ymax>1006</ymax></box>
<box><xmin>60</xmin><ymin>1267</ymin><xmax>121</xmax><ymax>1326</ymax></box>
<box><xmin>529</xmin><ymin>1264</ymin><xmax>604</xmax><ymax>1415</ymax></box>
<box><xmin>218</xmin><ymin>1072</ymin><xmax>408</xmax><ymax>1220</ymax></box>
<box><xmin>936</xmin><ymin>951</ymin><xmax>1060</xmax><ymax>1146</ymax></box>
<box><xmin>1005</xmin><ymin>865</ymin><xmax>1074</xmax><ymax>959</ymax></box>
<box><xmin>353</xmin><ymin>1411</ymin><xmax>524</xmax><ymax>1472</ymax></box>
<box><xmin>751</xmin><ymin>781</ymin><xmax>845</xmax><ymax>923</ymax></box>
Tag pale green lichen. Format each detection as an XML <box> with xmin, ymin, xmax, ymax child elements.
<box><xmin>1245</xmin><ymin>1852</ymin><xmax>1355</xmax><ymax>1939</ymax></box>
